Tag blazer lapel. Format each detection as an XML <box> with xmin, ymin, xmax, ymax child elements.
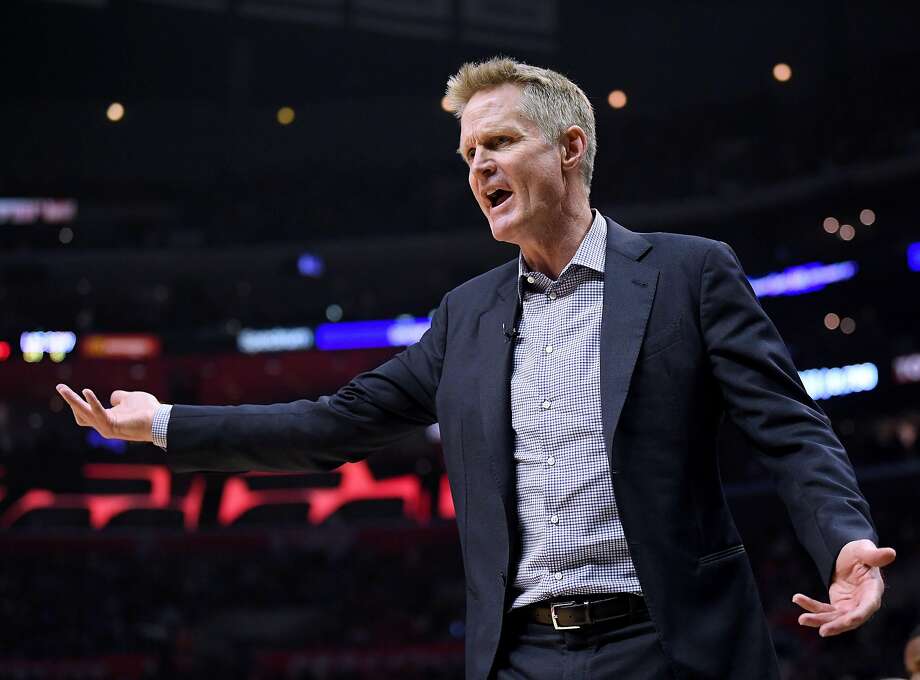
<box><xmin>475</xmin><ymin>216</ymin><xmax>656</xmax><ymax>503</ymax></box>
<box><xmin>478</xmin><ymin>271</ymin><xmax>520</xmax><ymax>508</ymax></box>
<box><xmin>600</xmin><ymin>217</ymin><xmax>659</xmax><ymax>457</ymax></box>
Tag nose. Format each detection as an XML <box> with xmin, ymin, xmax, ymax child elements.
<box><xmin>469</xmin><ymin>147</ymin><xmax>496</xmax><ymax>179</ymax></box>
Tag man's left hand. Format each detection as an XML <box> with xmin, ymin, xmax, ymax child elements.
<box><xmin>792</xmin><ymin>539</ymin><xmax>896</xmax><ymax>637</ymax></box>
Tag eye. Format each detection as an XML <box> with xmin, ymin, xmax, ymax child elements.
<box><xmin>496</xmin><ymin>136</ymin><xmax>510</xmax><ymax>145</ymax></box>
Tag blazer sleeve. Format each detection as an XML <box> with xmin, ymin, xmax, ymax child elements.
<box><xmin>699</xmin><ymin>240</ymin><xmax>877</xmax><ymax>586</ymax></box>
<box><xmin>163</xmin><ymin>293</ymin><xmax>450</xmax><ymax>475</ymax></box>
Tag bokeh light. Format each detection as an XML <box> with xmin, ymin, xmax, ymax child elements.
<box><xmin>607</xmin><ymin>90</ymin><xmax>627</xmax><ymax>109</ymax></box>
<box><xmin>859</xmin><ymin>208</ymin><xmax>876</xmax><ymax>226</ymax></box>
<box><xmin>325</xmin><ymin>304</ymin><xmax>343</xmax><ymax>322</ymax></box>
<box><xmin>773</xmin><ymin>63</ymin><xmax>792</xmax><ymax>82</ymax></box>
<box><xmin>276</xmin><ymin>106</ymin><xmax>295</xmax><ymax>125</ymax></box>
<box><xmin>106</xmin><ymin>102</ymin><xmax>124</xmax><ymax>122</ymax></box>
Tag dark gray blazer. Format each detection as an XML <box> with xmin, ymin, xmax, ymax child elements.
<box><xmin>165</xmin><ymin>216</ymin><xmax>877</xmax><ymax>679</ymax></box>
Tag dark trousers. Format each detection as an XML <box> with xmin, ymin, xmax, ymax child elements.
<box><xmin>493</xmin><ymin>612</ymin><xmax>673</xmax><ymax>679</ymax></box>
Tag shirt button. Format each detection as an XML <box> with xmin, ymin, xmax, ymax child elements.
<box><xmin>544</xmin><ymin>345</ymin><xmax>553</xmax><ymax>354</ymax></box>
<box><xmin>526</xmin><ymin>276</ymin><xmax>535</xmax><ymax>284</ymax></box>
<box><xmin>548</xmin><ymin>292</ymin><xmax>557</xmax><ymax>300</ymax></box>
<box><xmin>550</xmin><ymin>514</ymin><xmax>559</xmax><ymax>525</ymax></box>
<box><xmin>554</xmin><ymin>571</ymin><xmax>563</xmax><ymax>581</ymax></box>
<box><xmin>546</xmin><ymin>456</ymin><xmax>555</xmax><ymax>466</ymax></box>
<box><xmin>541</xmin><ymin>400</ymin><xmax>551</xmax><ymax>410</ymax></box>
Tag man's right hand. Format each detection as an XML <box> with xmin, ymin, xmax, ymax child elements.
<box><xmin>56</xmin><ymin>384</ymin><xmax>161</xmax><ymax>443</ymax></box>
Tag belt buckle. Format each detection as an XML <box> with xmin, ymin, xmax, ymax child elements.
<box><xmin>550</xmin><ymin>601</ymin><xmax>580</xmax><ymax>630</ymax></box>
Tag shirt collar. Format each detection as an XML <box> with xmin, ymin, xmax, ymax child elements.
<box><xmin>517</xmin><ymin>209</ymin><xmax>607</xmax><ymax>300</ymax></box>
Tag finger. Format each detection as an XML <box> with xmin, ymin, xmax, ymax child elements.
<box><xmin>849</xmin><ymin>542</ymin><xmax>897</xmax><ymax>568</ymax></box>
<box><xmin>792</xmin><ymin>594</ymin><xmax>834</xmax><ymax>613</ymax></box>
<box><xmin>861</xmin><ymin>547</ymin><xmax>897</xmax><ymax>568</ymax></box>
<box><xmin>798</xmin><ymin>611</ymin><xmax>839</xmax><ymax>628</ymax></box>
<box><xmin>56</xmin><ymin>384</ymin><xmax>94</xmax><ymax>424</ymax></box>
<box><xmin>111</xmin><ymin>390</ymin><xmax>126</xmax><ymax>406</ymax></box>
<box><xmin>82</xmin><ymin>389</ymin><xmax>113</xmax><ymax>434</ymax></box>
<box><xmin>83</xmin><ymin>388</ymin><xmax>107</xmax><ymax>416</ymax></box>
<box><xmin>820</xmin><ymin>612</ymin><xmax>863</xmax><ymax>637</ymax></box>
<box><xmin>818</xmin><ymin>596</ymin><xmax>881</xmax><ymax>637</ymax></box>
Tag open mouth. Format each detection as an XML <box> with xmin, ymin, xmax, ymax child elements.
<box><xmin>487</xmin><ymin>189</ymin><xmax>513</xmax><ymax>209</ymax></box>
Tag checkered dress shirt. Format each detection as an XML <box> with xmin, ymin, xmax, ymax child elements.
<box><xmin>150</xmin><ymin>211</ymin><xmax>643</xmax><ymax>604</ymax></box>
<box><xmin>509</xmin><ymin>210</ymin><xmax>642</xmax><ymax>609</ymax></box>
<box><xmin>151</xmin><ymin>404</ymin><xmax>171</xmax><ymax>450</ymax></box>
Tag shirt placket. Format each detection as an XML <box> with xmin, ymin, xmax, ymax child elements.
<box><xmin>540</xmin><ymin>274</ymin><xmax>568</xmax><ymax>591</ymax></box>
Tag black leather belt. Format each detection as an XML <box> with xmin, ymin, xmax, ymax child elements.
<box><xmin>521</xmin><ymin>594</ymin><xmax>648</xmax><ymax>631</ymax></box>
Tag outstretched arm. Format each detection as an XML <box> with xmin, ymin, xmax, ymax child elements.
<box><xmin>58</xmin><ymin>293</ymin><xmax>450</xmax><ymax>473</ymax></box>
<box><xmin>699</xmin><ymin>241</ymin><xmax>895</xmax><ymax>634</ymax></box>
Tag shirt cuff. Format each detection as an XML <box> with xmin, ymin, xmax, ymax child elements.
<box><xmin>151</xmin><ymin>404</ymin><xmax>172</xmax><ymax>450</ymax></box>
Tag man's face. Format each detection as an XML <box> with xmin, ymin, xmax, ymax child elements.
<box><xmin>906</xmin><ymin>636</ymin><xmax>920</xmax><ymax>679</ymax></box>
<box><xmin>458</xmin><ymin>83</ymin><xmax>566</xmax><ymax>245</ymax></box>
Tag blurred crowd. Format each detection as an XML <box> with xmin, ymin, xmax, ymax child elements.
<box><xmin>0</xmin><ymin>464</ymin><xmax>915</xmax><ymax>679</ymax></box>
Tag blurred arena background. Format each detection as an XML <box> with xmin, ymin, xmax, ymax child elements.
<box><xmin>1</xmin><ymin>0</ymin><xmax>919</xmax><ymax>678</ymax></box>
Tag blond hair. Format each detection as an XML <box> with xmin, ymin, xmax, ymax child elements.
<box><xmin>444</xmin><ymin>56</ymin><xmax>596</xmax><ymax>190</ymax></box>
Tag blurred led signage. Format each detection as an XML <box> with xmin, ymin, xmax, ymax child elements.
<box><xmin>0</xmin><ymin>198</ymin><xmax>77</xmax><ymax>224</ymax></box>
<box><xmin>237</xmin><ymin>326</ymin><xmax>314</xmax><ymax>353</ymax></box>
<box><xmin>315</xmin><ymin>318</ymin><xmax>431</xmax><ymax>350</ymax></box>
<box><xmin>80</xmin><ymin>334</ymin><xmax>161</xmax><ymax>359</ymax></box>
<box><xmin>799</xmin><ymin>362</ymin><xmax>878</xmax><ymax>400</ymax></box>
<box><xmin>893</xmin><ymin>353</ymin><xmax>920</xmax><ymax>384</ymax></box>
<box><xmin>0</xmin><ymin>461</ymin><xmax>452</xmax><ymax>530</ymax></box>
<box><xmin>908</xmin><ymin>242</ymin><xmax>920</xmax><ymax>272</ymax></box>
<box><xmin>20</xmin><ymin>331</ymin><xmax>77</xmax><ymax>363</ymax></box>
<box><xmin>749</xmin><ymin>261</ymin><xmax>857</xmax><ymax>298</ymax></box>
<box><xmin>297</xmin><ymin>253</ymin><xmax>325</xmax><ymax>278</ymax></box>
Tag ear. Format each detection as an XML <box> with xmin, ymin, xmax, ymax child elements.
<box><xmin>559</xmin><ymin>125</ymin><xmax>588</xmax><ymax>174</ymax></box>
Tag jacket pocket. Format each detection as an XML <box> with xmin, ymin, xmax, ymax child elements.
<box><xmin>698</xmin><ymin>544</ymin><xmax>745</xmax><ymax>566</ymax></box>
<box><xmin>640</xmin><ymin>317</ymin><xmax>683</xmax><ymax>361</ymax></box>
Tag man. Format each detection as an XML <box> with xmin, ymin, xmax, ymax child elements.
<box><xmin>57</xmin><ymin>57</ymin><xmax>895</xmax><ymax>679</ymax></box>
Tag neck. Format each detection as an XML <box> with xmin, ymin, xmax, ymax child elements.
<box><xmin>519</xmin><ymin>200</ymin><xmax>593</xmax><ymax>280</ymax></box>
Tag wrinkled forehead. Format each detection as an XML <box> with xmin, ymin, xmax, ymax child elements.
<box><xmin>459</xmin><ymin>84</ymin><xmax>529</xmax><ymax>143</ymax></box>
